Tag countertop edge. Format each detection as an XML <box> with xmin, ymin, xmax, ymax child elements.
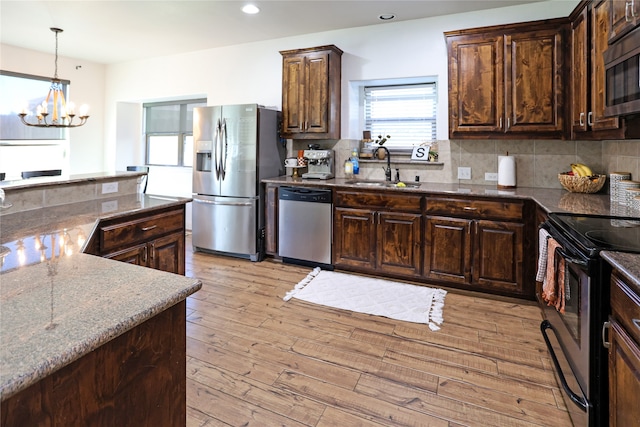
<box><xmin>601</xmin><ymin>251</ymin><xmax>640</xmax><ymax>291</ymax></box>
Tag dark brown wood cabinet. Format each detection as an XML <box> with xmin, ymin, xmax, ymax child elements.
<box><xmin>280</xmin><ymin>45</ymin><xmax>342</xmax><ymax>140</ymax></box>
<box><xmin>446</xmin><ymin>19</ymin><xmax>568</xmax><ymax>139</ymax></box>
<box><xmin>570</xmin><ymin>0</ymin><xmax>624</xmax><ymax>138</ymax></box>
<box><xmin>424</xmin><ymin>197</ymin><xmax>528</xmax><ymax>297</ymax></box>
<box><xmin>333</xmin><ymin>190</ymin><xmax>422</xmax><ymax>278</ymax></box>
<box><xmin>607</xmin><ymin>270</ymin><xmax>640</xmax><ymax>427</ymax></box>
<box><xmin>94</xmin><ymin>205</ymin><xmax>186</xmax><ymax>275</ymax></box>
<box><xmin>264</xmin><ymin>184</ymin><xmax>279</xmax><ymax>256</ymax></box>
<box><xmin>609</xmin><ymin>0</ymin><xmax>639</xmax><ymax>42</ymax></box>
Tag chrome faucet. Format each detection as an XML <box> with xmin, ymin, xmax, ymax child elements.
<box><xmin>374</xmin><ymin>146</ymin><xmax>392</xmax><ymax>181</ymax></box>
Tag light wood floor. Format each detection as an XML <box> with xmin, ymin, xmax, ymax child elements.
<box><xmin>185</xmin><ymin>243</ymin><xmax>572</xmax><ymax>426</ymax></box>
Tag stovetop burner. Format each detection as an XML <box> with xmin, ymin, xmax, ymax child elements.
<box><xmin>549</xmin><ymin>213</ymin><xmax>640</xmax><ymax>254</ymax></box>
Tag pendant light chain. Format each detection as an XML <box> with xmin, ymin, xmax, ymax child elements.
<box><xmin>53</xmin><ymin>28</ymin><xmax>59</xmax><ymax>80</ymax></box>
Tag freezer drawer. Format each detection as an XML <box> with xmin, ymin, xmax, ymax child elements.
<box><xmin>192</xmin><ymin>195</ymin><xmax>261</xmax><ymax>261</ymax></box>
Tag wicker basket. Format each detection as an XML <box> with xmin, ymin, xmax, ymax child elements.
<box><xmin>558</xmin><ymin>173</ymin><xmax>606</xmax><ymax>193</ymax></box>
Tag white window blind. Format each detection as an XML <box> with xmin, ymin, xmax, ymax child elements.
<box><xmin>364</xmin><ymin>83</ymin><xmax>437</xmax><ymax>150</ymax></box>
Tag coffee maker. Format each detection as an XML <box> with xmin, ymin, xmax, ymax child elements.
<box><xmin>302</xmin><ymin>149</ymin><xmax>334</xmax><ymax>179</ymax></box>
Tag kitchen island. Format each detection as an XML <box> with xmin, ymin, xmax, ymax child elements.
<box><xmin>0</xmin><ymin>173</ymin><xmax>200</xmax><ymax>426</ymax></box>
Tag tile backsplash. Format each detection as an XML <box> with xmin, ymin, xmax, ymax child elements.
<box><xmin>291</xmin><ymin>138</ymin><xmax>640</xmax><ymax>190</ymax></box>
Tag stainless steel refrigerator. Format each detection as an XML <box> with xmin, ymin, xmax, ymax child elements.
<box><xmin>192</xmin><ymin>104</ymin><xmax>285</xmax><ymax>261</ymax></box>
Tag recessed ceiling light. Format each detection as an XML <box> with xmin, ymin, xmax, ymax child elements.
<box><xmin>242</xmin><ymin>4</ymin><xmax>260</xmax><ymax>14</ymax></box>
<box><xmin>378</xmin><ymin>13</ymin><xmax>396</xmax><ymax>21</ymax></box>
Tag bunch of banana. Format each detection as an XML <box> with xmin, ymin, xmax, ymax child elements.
<box><xmin>570</xmin><ymin>163</ymin><xmax>593</xmax><ymax>177</ymax></box>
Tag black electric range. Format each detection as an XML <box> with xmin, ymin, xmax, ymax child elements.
<box><xmin>548</xmin><ymin>213</ymin><xmax>640</xmax><ymax>257</ymax></box>
<box><xmin>541</xmin><ymin>212</ymin><xmax>640</xmax><ymax>427</ymax></box>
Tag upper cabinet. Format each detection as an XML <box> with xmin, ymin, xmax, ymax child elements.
<box><xmin>445</xmin><ymin>19</ymin><xmax>569</xmax><ymax>139</ymax></box>
<box><xmin>570</xmin><ymin>0</ymin><xmax>623</xmax><ymax>137</ymax></box>
<box><xmin>280</xmin><ymin>45</ymin><xmax>342</xmax><ymax>140</ymax></box>
<box><xmin>609</xmin><ymin>0</ymin><xmax>639</xmax><ymax>42</ymax></box>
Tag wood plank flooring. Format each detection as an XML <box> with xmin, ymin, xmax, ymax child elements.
<box><xmin>185</xmin><ymin>240</ymin><xmax>572</xmax><ymax>426</ymax></box>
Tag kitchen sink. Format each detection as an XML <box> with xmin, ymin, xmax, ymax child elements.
<box><xmin>345</xmin><ymin>179</ymin><xmax>421</xmax><ymax>189</ymax></box>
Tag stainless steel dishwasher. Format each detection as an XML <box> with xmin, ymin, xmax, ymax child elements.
<box><xmin>278</xmin><ymin>187</ymin><xmax>333</xmax><ymax>268</ymax></box>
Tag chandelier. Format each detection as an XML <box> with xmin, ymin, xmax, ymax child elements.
<box><xmin>18</xmin><ymin>28</ymin><xmax>89</xmax><ymax>128</ymax></box>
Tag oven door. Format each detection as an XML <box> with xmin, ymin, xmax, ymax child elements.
<box><xmin>540</xmin><ymin>228</ymin><xmax>592</xmax><ymax>426</ymax></box>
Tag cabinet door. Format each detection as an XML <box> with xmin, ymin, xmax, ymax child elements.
<box><xmin>610</xmin><ymin>0</ymin><xmax>639</xmax><ymax>42</ymax></box>
<box><xmin>423</xmin><ymin>216</ymin><xmax>472</xmax><ymax>285</ymax></box>
<box><xmin>282</xmin><ymin>54</ymin><xmax>306</xmax><ymax>135</ymax></box>
<box><xmin>609</xmin><ymin>320</ymin><xmax>640</xmax><ymax>427</ymax></box>
<box><xmin>591</xmin><ymin>0</ymin><xmax>622</xmax><ymax>132</ymax></box>
<box><xmin>104</xmin><ymin>243</ymin><xmax>147</xmax><ymax>267</ymax></box>
<box><xmin>448</xmin><ymin>34</ymin><xmax>505</xmax><ymax>135</ymax></box>
<box><xmin>377</xmin><ymin>212</ymin><xmax>422</xmax><ymax>277</ymax></box>
<box><xmin>571</xmin><ymin>6</ymin><xmax>589</xmax><ymax>134</ymax></box>
<box><xmin>305</xmin><ymin>51</ymin><xmax>331</xmax><ymax>135</ymax></box>
<box><xmin>333</xmin><ymin>207</ymin><xmax>376</xmax><ymax>270</ymax></box>
<box><xmin>149</xmin><ymin>231</ymin><xmax>185</xmax><ymax>275</ymax></box>
<box><xmin>506</xmin><ymin>28</ymin><xmax>564</xmax><ymax>134</ymax></box>
<box><xmin>473</xmin><ymin>220</ymin><xmax>524</xmax><ymax>293</ymax></box>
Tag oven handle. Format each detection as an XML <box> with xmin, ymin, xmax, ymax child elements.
<box><xmin>556</xmin><ymin>247</ymin><xmax>588</xmax><ymax>267</ymax></box>
<box><xmin>540</xmin><ymin>320</ymin><xmax>588</xmax><ymax>412</ymax></box>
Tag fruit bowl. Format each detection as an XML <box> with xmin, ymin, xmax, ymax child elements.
<box><xmin>558</xmin><ymin>173</ymin><xmax>606</xmax><ymax>193</ymax></box>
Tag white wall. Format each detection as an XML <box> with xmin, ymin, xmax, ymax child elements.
<box><xmin>0</xmin><ymin>44</ymin><xmax>106</xmax><ymax>175</ymax></box>
<box><xmin>105</xmin><ymin>1</ymin><xmax>577</xmax><ymax>167</ymax></box>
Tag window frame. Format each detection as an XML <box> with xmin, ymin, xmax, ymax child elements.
<box><xmin>1</xmin><ymin>70</ymin><xmax>70</xmax><ymax>141</ymax></box>
<box><xmin>360</xmin><ymin>77</ymin><xmax>437</xmax><ymax>153</ymax></box>
<box><xmin>143</xmin><ymin>99</ymin><xmax>206</xmax><ymax>167</ymax></box>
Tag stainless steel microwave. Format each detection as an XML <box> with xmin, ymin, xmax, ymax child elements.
<box><xmin>604</xmin><ymin>28</ymin><xmax>640</xmax><ymax>117</ymax></box>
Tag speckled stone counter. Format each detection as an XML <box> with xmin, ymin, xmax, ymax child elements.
<box><xmin>601</xmin><ymin>252</ymin><xmax>640</xmax><ymax>293</ymax></box>
<box><xmin>0</xmin><ymin>191</ymin><xmax>201</xmax><ymax>401</ymax></box>
<box><xmin>262</xmin><ymin>176</ymin><xmax>629</xmax><ymax>217</ymax></box>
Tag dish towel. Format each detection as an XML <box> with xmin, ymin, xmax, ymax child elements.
<box><xmin>542</xmin><ymin>237</ymin><xmax>565</xmax><ymax>313</ymax></box>
<box><xmin>536</xmin><ymin>228</ymin><xmax>551</xmax><ymax>283</ymax></box>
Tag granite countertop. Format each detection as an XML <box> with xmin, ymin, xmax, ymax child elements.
<box><xmin>0</xmin><ymin>192</ymin><xmax>201</xmax><ymax>401</ymax></box>
<box><xmin>601</xmin><ymin>251</ymin><xmax>640</xmax><ymax>293</ymax></box>
<box><xmin>0</xmin><ymin>171</ymin><xmax>146</xmax><ymax>191</ymax></box>
<box><xmin>262</xmin><ymin>176</ymin><xmax>621</xmax><ymax>217</ymax></box>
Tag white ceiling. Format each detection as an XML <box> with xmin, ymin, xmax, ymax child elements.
<box><xmin>1</xmin><ymin>0</ymin><xmax>547</xmax><ymax>64</ymax></box>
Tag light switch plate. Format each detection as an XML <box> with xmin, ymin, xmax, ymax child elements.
<box><xmin>485</xmin><ymin>172</ymin><xmax>498</xmax><ymax>181</ymax></box>
<box><xmin>101</xmin><ymin>182</ymin><xmax>118</xmax><ymax>194</ymax></box>
<box><xmin>458</xmin><ymin>167</ymin><xmax>471</xmax><ymax>180</ymax></box>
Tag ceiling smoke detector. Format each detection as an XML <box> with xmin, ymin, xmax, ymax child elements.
<box><xmin>378</xmin><ymin>13</ymin><xmax>396</xmax><ymax>21</ymax></box>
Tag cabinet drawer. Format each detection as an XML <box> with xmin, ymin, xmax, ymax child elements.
<box><xmin>335</xmin><ymin>190</ymin><xmax>422</xmax><ymax>212</ymax></box>
<box><xmin>611</xmin><ymin>271</ymin><xmax>640</xmax><ymax>346</ymax></box>
<box><xmin>100</xmin><ymin>209</ymin><xmax>184</xmax><ymax>253</ymax></box>
<box><xmin>426</xmin><ymin>197</ymin><xmax>523</xmax><ymax>221</ymax></box>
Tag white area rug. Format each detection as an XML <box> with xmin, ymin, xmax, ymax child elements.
<box><xmin>284</xmin><ymin>268</ymin><xmax>447</xmax><ymax>331</ymax></box>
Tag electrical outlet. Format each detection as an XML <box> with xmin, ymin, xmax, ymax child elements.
<box><xmin>458</xmin><ymin>167</ymin><xmax>471</xmax><ymax>180</ymax></box>
<box><xmin>485</xmin><ymin>172</ymin><xmax>498</xmax><ymax>181</ymax></box>
<box><xmin>101</xmin><ymin>182</ymin><xmax>118</xmax><ymax>194</ymax></box>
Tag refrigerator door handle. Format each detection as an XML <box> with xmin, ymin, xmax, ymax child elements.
<box><xmin>193</xmin><ymin>198</ymin><xmax>254</xmax><ymax>207</ymax></box>
<box><xmin>214</xmin><ymin>118</ymin><xmax>222</xmax><ymax>179</ymax></box>
<box><xmin>220</xmin><ymin>118</ymin><xmax>228</xmax><ymax>181</ymax></box>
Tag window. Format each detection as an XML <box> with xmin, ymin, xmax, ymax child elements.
<box><xmin>144</xmin><ymin>99</ymin><xmax>206</xmax><ymax>167</ymax></box>
<box><xmin>0</xmin><ymin>70</ymin><xmax>69</xmax><ymax>140</ymax></box>
<box><xmin>364</xmin><ymin>81</ymin><xmax>437</xmax><ymax>151</ymax></box>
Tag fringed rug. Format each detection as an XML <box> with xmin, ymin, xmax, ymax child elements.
<box><xmin>284</xmin><ymin>268</ymin><xmax>447</xmax><ymax>331</ymax></box>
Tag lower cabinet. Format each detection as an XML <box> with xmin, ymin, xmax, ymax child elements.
<box><xmin>92</xmin><ymin>205</ymin><xmax>186</xmax><ymax>275</ymax></box>
<box><xmin>608</xmin><ymin>270</ymin><xmax>640</xmax><ymax>427</ymax></box>
<box><xmin>333</xmin><ymin>190</ymin><xmax>422</xmax><ymax>278</ymax></box>
<box><xmin>104</xmin><ymin>231</ymin><xmax>185</xmax><ymax>274</ymax></box>
<box><xmin>424</xmin><ymin>197</ymin><xmax>529</xmax><ymax>297</ymax></box>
